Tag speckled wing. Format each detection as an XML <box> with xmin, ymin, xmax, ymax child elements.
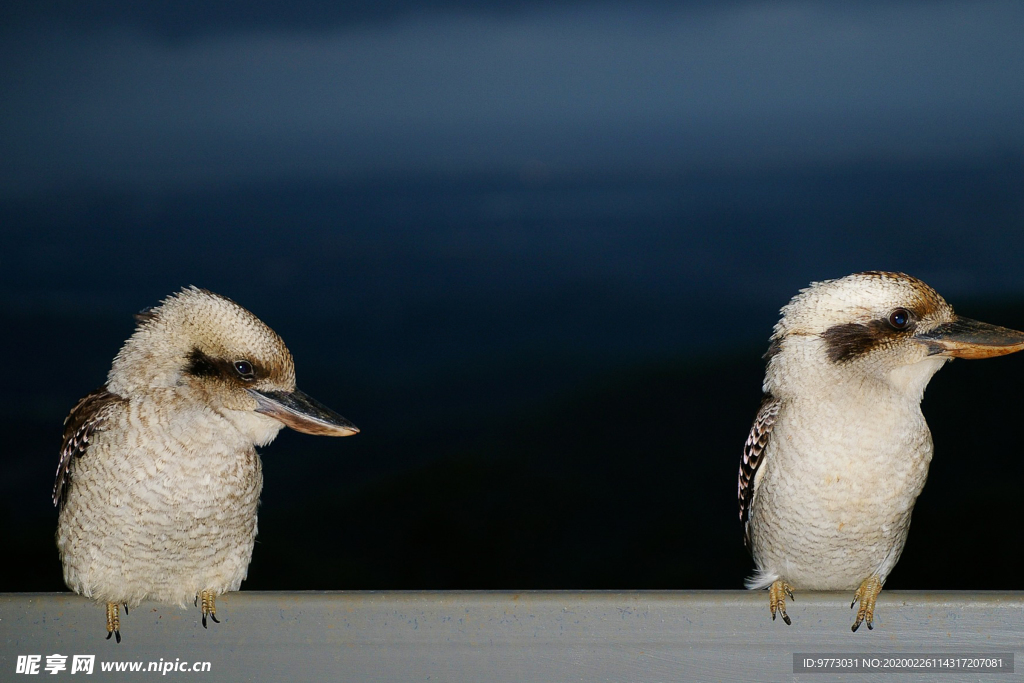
<box><xmin>738</xmin><ymin>395</ymin><xmax>781</xmax><ymax>545</ymax></box>
<box><xmin>53</xmin><ymin>387</ymin><xmax>126</xmax><ymax>508</ymax></box>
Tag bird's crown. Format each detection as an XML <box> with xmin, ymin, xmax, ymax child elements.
<box><xmin>107</xmin><ymin>286</ymin><xmax>296</xmax><ymax>396</ymax></box>
<box><xmin>773</xmin><ymin>271</ymin><xmax>954</xmax><ymax>341</ymax></box>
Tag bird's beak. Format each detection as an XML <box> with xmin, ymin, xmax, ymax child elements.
<box><xmin>915</xmin><ymin>317</ymin><xmax>1024</xmax><ymax>359</ymax></box>
<box><xmin>248</xmin><ymin>388</ymin><xmax>360</xmax><ymax>436</ymax></box>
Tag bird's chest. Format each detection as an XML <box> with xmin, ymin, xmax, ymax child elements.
<box><xmin>83</xmin><ymin>408</ymin><xmax>265</xmax><ymax>523</ymax></box>
<box><xmin>133</xmin><ymin>438</ymin><xmax>261</xmax><ymax>507</ymax></box>
<box><xmin>764</xmin><ymin>399</ymin><xmax>933</xmax><ymax>528</ymax></box>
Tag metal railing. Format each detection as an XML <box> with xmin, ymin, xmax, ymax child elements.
<box><xmin>2</xmin><ymin>591</ymin><xmax>1021</xmax><ymax>681</ymax></box>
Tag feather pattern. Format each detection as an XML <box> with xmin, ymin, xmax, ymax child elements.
<box><xmin>738</xmin><ymin>394</ymin><xmax>780</xmax><ymax>543</ymax></box>
<box><xmin>53</xmin><ymin>387</ymin><xmax>126</xmax><ymax>508</ymax></box>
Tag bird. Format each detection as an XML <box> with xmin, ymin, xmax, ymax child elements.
<box><xmin>738</xmin><ymin>271</ymin><xmax>1024</xmax><ymax>631</ymax></box>
<box><xmin>54</xmin><ymin>287</ymin><xmax>359</xmax><ymax>642</ymax></box>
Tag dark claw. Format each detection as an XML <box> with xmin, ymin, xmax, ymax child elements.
<box><xmin>782</xmin><ymin>614</ymin><xmax>791</xmax><ymax>626</ymax></box>
<box><xmin>123</xmin><ymin>603</ymin><xmax>129</xmax><ymax>615</ymax></box>
<box><xmin>867</xmin><ymin>622</ymin><xmax>873</xmax><ymax>631</ymax></box>
<box><xmin>202</xmin><ymin>613</ymin><xmax>207</xmax><ymax>629</ymax></box>
<box><xmin>194</xmin><ymin>596</ymin><xmax>198</xmax><ymax>607</ymax></box>
<box><xmin>106</xmin><ymin>631</ymin><xmax>112</xmax><ymax>640</ymax></box>
<box><xmin>852</xmin><ymin>623</ymin><xmax>860</xmax><ymax>633</ymax></box>
<box><xmin>209</xmin><ymin>613</ymin><xmax>220</xmax><ymax>624</ymax></box>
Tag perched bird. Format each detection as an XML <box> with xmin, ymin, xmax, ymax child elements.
<box><xmin>54</xmin><ymin>287</ymin><xmax>359</xmax><ymax>642</ymax></box>
<box><xmin>738</xmin><ymin>271</ymin><xmax>1024</xmax><ymax>631</ymax></box>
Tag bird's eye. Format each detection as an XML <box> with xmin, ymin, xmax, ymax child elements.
<box><xmin>234</xmin><ymin>360</ymin><xmax>255</xmax><ymax>378</ymax></box>
<box><xmin>888</xmin><ymin>308</ymin><xmax>911</xmax><ymax>330</ymax></box>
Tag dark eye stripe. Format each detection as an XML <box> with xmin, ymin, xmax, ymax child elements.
<box><xmin>822</xmin><ymin>311</ymin><xmax>917</xmax><ymax>363</ymax></box>
<box><xmin>185</xmin><ymin>348</ymin><xmax>221</xmax><ymax>378</ymax></box>
<box><xmin>185</xmin><ymin>348</ymin><xmax>262</xmax><ymax>382</ymax></box>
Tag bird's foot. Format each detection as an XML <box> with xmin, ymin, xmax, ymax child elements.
<box><xmin>768</xmin><ymin>579</ymin><xmax>794</xmax><ymax>625</ymax></box>
<box><xmin>851</xmin><ymin>575</ymin><xmax>883</xmax><ymax>632</ymax></box>
<box><xmin>105</xmin><ymin>602</ymin><xmax>121</xmax><ymax>643</ymax></box>
<box><xmin>199</xmin><ymin>590</ymin><xmax>220</xmax><ymax>628</ymax></box>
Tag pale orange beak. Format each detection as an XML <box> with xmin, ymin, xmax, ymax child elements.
<box><xmin>916</xmin><ymin>317</ymin><xmax>1024</xmax><ymax>359</ymax></box>
<box><xmin>249</xmin><ymin>388</ymin><xmax>359</xmax><ymax>436</ymax></box>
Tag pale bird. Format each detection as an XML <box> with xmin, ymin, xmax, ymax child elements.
<box><xmin>739</xmin><ymin>271</ymin><xmax>1024</xmax><ymax>631</ymax></box>
<box><xmin>54</xmin><ymin>287</ymin><xmax>359</xmax><ymax>642</ymax></box>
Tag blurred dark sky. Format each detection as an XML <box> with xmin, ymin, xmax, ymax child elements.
<box><xmin>3</xmin><ymin>1</ymin><xmax>1023</xmax><ymax>196</ymax></box>
<box><xmin>2</xmin><ymin>1</ymin><xmax>1024</xmax><ymax>593</ymax></box>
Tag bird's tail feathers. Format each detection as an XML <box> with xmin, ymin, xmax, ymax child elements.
<box><xmin>744</xmin><ymin>568</ymin><xmax>779</xmax><ymax>590</ymax></box>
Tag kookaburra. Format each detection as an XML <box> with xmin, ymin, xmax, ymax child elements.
<box><xmin>54</xmin><ymin>287</ymin><xmax>359</xmax><ymax>642</ymax></box>
<box><xmin>739</xmin><ymin>271</ymin><xmax>1024</xmax><ymax>631</ymax></box>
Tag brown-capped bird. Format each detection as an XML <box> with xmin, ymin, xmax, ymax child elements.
<box><xmin>54</xmin><ymin>287</ymin><xmax>359</xmax><ymax>642</ymax></box>
<box><xmin>739</xmin><ymin>271</ymin><xmax>1024</xmax><ymax>631</ymax></box>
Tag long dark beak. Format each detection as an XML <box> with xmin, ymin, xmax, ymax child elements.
<box><xmin>249</xmin><ymin>388</ymin><xmax>359</xmax><ymax>436</ymax></box>
<box><xmin>915</xmin><ymin>317</ymin><xmax>1024</xmax><ymax>359</ymax></box>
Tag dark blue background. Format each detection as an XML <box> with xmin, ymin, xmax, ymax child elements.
<box><xmin>2</xmin><ymin>1</ymin><xmax>1023</xmax><ymax>592</ymax></box>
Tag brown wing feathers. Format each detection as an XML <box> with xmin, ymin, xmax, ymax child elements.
<box><xmin>738</xmin><ymin>395</ymin><xmax>780</xmax><ymax>540</ymax></box>
<box><xmin>53</xmin><ymin>387</ymin><xmax>125</xmax><ymax>508</ymax></box>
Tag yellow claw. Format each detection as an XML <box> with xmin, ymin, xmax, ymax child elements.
<box><xmin>199</xmin><ymin>590</ymin><xmax>220</xmax><ymax>628</ymax></box>
<box><xmin>851</xmin><ymin>575</ymin><xmax>883</xmax><ymax>632</ymax></box>
<box><xmin>105</xmin><ymin>602</ymin><xmax>121</xmax><ymax>643</ymax></box>
<box><xmin>769</xmin><ymin>580</ymin><xmax>795</xmax><ymax>625</ymax></box>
